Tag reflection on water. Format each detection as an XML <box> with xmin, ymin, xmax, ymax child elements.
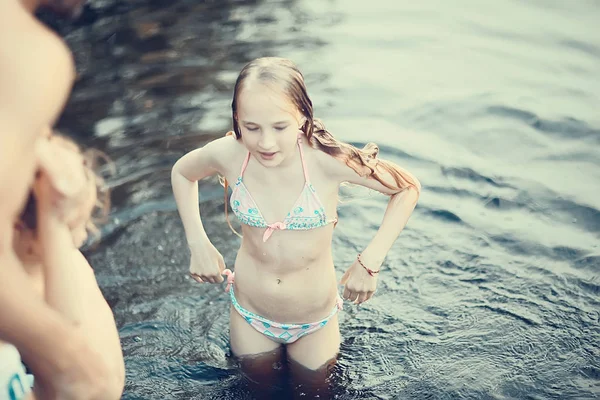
<box><xmin>45</xmin><ymin>0</ymin><xmax>600</xmax><ymax>398</ymax></box>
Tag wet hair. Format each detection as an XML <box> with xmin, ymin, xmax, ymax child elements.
<box><xmin>17</xmin><ymin>134</ymin><xmax>111</xmax><ymax>240</ymax></box>
<box><xmin>223</xmin><ymin>57</ymin><xmax>420</xmax><ymax>235</ymax></box>
<box><xmin>231</xmin><ymin>57</ymin><xmax>420</xmax><ymax>193</ymax></box>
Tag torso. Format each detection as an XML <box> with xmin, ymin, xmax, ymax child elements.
<box><xmin>219</xmin><ymin>136</ymin><xmax>342</xmax><ymax>324</ymax></box>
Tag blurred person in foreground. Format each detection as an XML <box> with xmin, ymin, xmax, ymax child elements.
<box><xmin>0</xmin><ymin>1</ymin><xmax>124</xmax><ymax>399</ymax></box>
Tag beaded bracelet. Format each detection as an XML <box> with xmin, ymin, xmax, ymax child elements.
<box><xmin>357</xmin><ymin>253</ymin><xmax>380</xmax><ymax>277</ymax></box>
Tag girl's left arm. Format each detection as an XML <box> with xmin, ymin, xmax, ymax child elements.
<box><xmin>324</xmin><ymin>154</ymin><xmax>421</xmax><ymax>304</ymax></box>
<box><xmin>359</xmin><ymin>183</ymin><xmax>419</xmax><ymax>267</ymax></box>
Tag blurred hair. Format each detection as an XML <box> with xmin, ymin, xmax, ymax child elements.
<box><xmin>18</xmin><ymin>134</ymin><xmax>112</xmax><ymax>241</ymax></box>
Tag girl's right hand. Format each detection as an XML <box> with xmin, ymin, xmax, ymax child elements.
<box><xmin>188</xmin><ymin>241</ymin><xmax>225</xmax><ymax>284</ymax></box>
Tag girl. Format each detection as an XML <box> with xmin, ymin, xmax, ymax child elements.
<box><xmin>0</xmin><ymin>133</ymin><xmax>124</xmax><ymax>400</ymax></box>
<box><xmin>172</xmin><ymin>57</ymin><xmax>420</xmax><ymax>378</ymax></box>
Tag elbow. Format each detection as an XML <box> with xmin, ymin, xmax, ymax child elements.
<box><xmin>104</xmin><ymin>356</ymin><xmax>126</xmax><ymax>400</ymax></box>
<box><xmin>405</xmin><ymin>185</ymin><xmax>420</xmax><ymax>205</ymax></box>
<box><xmin>171</xmin><ymin>160</ymin><xmax>182</xmax><ymax>182</ymax></box>
<box><xmin>171</xmin><ymin>161</ymin><xmax>188</xmax><ymax>186</ymax></box>
<box><xmin>171</xmin><ymin>159</ymin><xmax>198</xmax><ymax>185</ymax></box>
<box><xmin>104</xmin><ymin>379</ymin><xmax>124</xmax><ymax>400</ymax></box>
<box><xmin>112</xmin><ymin>360</ymin><xmax>126</xmax><ymax>399</ymax></box>
<box><xmin>393</xmin><ymin>178</ymin><xmax>421</xmax><ymax>204</ymax></box>
<box><xmin>411</xmin><ymin>177</ymin><xmax>422</xmax><ymax>199</ymax></box>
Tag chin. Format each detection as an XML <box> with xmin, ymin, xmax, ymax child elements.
<box><xmin>258</xmin><ymin>157</ymin><xmax>282</xmax><ymax>168</ymax></box>
<box><xmin>254</xmin><ymin>151</ymin><xmax>280</xmax><ymax>166</ymax></box>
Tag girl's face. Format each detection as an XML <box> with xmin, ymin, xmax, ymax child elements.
<box><xmin>236</xmin><ymin>82</ymin><xmax>304</xmax><ymax>168</ymax></box>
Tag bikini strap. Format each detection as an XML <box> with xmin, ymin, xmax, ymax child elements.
<box><xmin>297</xmin><ymin>136</ymin><xmax>310</xmax><ymax>182</ymax></box>
<box><xmin>239</xmin><ymin>151</ymin><xmax>251</xmax><ymax>176</ymax></box>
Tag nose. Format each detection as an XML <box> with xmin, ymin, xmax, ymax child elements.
<box><xmin>258</xmin><ymin>131</ymin><xmax>276</xmax><ymax>150</ymax></box>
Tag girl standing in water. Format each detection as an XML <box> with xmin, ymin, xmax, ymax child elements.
<box><xmin>172</xmin><ymin>57</ymin><xmax>420</xmax><ymax>387</ymax></box>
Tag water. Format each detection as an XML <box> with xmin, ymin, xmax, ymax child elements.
<box><xmin>47</xmin><ymin>0</ymin><xmax>600</xmax><ymax>398</ymax></box>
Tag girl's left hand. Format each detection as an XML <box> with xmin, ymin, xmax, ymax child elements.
<box><xmin>340</xmin><ymin>255</ymin><xmax>381</xmax><ymax>304</ymax></box>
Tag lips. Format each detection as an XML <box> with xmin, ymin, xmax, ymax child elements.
<box><xmin>258</xmin><ymin>151</ymin><xmax>277</xmax><ymax>160</ymax></box>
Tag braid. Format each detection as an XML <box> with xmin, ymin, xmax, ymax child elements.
<box><xmin>308</xmin><ymin>118</ymin><xmax>420</xmax><ymax>193</ymax></box>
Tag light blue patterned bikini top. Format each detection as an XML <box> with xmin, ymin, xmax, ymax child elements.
<box><xmin>230</xmin><ymin>137</ymin><xmax>338</xmax><ymax>242</ymax></box>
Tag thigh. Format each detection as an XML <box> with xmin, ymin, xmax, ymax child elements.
<box><xmin>286</xmin><ymin>314</ymin><xmax>341</xmax><ymax>371</ymax></box>
<box><xmin>288</xmin><ymin>355</ymin><xmax>338</xmax><ymax>400</ymax></box>
<box><xmin>286</xmin><ymin>316</ymin><xmax>341</xmax><ymax>399</ymax></box>
<box><xmin>230</xmin><ymin>308</ymin><xmax>289</xmax><ymax>397</ymax></box>
<box><xmin>229</xmin><ymin>305</ymin><xmax>281</xmax><ymax>357</ymax></box>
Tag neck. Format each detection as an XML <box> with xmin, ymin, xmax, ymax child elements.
<box><xmin>253</xmin><ymin>146</ymin><xmax>302</xmax><ymax>184</ymax></box>
<box><xmin>277</xmin><ymin>144</ymin><xmax>302</xmax><ymax>169</ymax></box>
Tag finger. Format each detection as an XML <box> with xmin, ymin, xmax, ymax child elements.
<box><xmin>355</xmin><ymin>292</ymin><xmax>368</xmax><ymax>305</ymax></box>
<box><xmin>203</xmin><ymin>276</ymin><xmax>216</xmax><ymax>283</ymax></box>
<box><xmin>340</xmin><ymin>269</ymin><xmax>350</xmax><ymax>285</ymax></box>
<box><xmin>189</xmin><ymin>273</ymin><xmax>203</xmax><ymax>283</ymax></box>
<box><xmin>365</xmin><ymin>291</ymin><xmax>375</xmax><ymax>302</ymax></box>
<box><xmin>215</xmin><ymin>262</ymin><xmax>225</xmax><ymax>283</ymax></box>
<box><xmin>218</xmin><ymin>256</ymin><xmax>226</xmax><ymax>272</ymax></box>
<box><xmin>343</xmin><ymin>286</ymin><xmax>352</xmax><ymax>301</ymax></box>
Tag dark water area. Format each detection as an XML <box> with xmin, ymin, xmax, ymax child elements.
<box><xmin>45</xmin><ymin>0</ymin><xmax>600</xmax><ymax>398</ymax></box>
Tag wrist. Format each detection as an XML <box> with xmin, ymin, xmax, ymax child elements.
<box><xmin>37</xmin><ymin>215</ymin><xmax>72</xmax><ymax>252</ymax></box>
<box><xmin>360</xmin><ymin>246</ymin><xmax>385</xmax><ymax>269</ymax></box>
<box><xmin>187</xmin><ymin>236</ymin><xmax>210</xmax><ymax>249</ymax></box>
<box><xmin>357</xmin><ymin>252</ymin><xmax>382</xmax><ymax>277</ymax></box>
<box><xmin>36</xmin><ymin>202</ymin><xmax>65</xmax><ymax>228</ymax></box>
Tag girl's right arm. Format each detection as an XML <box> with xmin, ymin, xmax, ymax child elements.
<box><xmin>171</xmin><ymin>146</ymin><xmax>217</xmax><ymax>245</ymax></box>
<box><xmin>171</xmin><ymin>136</ymin><xmax>237</xmax><ymax>283</ymax></box>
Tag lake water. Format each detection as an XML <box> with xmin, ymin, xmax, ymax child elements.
<box><xmin>49</xmin><ymin>0</ymin><xmax>600</xmax><ymax>398</ymax></box>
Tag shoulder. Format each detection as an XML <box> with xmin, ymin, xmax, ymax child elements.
<box><xmin>202</xmin><ymin>133</ymin><xmax>246</xmax><ymax>169</ymax></box>
<box><xmin>308</xmin><ymin>140</ymin><xmax>356</xmax><ymax>183</ymax></box>
<box><xmin>173</xmin><ymin>132</ymin><xmax>245</xmax><ymax>180</ymax></box>
<box><xmin>309</xmin><ymin>138</ymin><xmax>421</xmax><ymax>196</ymax></box>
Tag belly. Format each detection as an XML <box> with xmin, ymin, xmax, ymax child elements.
<box><xmin>233</xmin><ymin>226</ymin><xmax>339</xmax><ymax>323</ymax></box>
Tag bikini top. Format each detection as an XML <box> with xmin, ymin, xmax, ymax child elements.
<box><xmin>230</xmin><ymin>137</ymin><xmax>337</xmax><ymax>242</ymax></box>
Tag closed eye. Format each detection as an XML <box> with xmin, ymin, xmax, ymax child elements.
<box><xmin>274</xmin><ymin>126</ymin><xmax>288</xmax><ymax>131</ymax></box>
<box><xmin>245</xmin><ymin>126</ymin><xmax>259</xmax><ymax>132</ymax></box>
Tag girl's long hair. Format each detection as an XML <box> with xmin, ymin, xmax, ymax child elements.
<box><xmin>223</xmin><ymin>57</ymin><xmax>420</xmax><ymax>236</ymax></box>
